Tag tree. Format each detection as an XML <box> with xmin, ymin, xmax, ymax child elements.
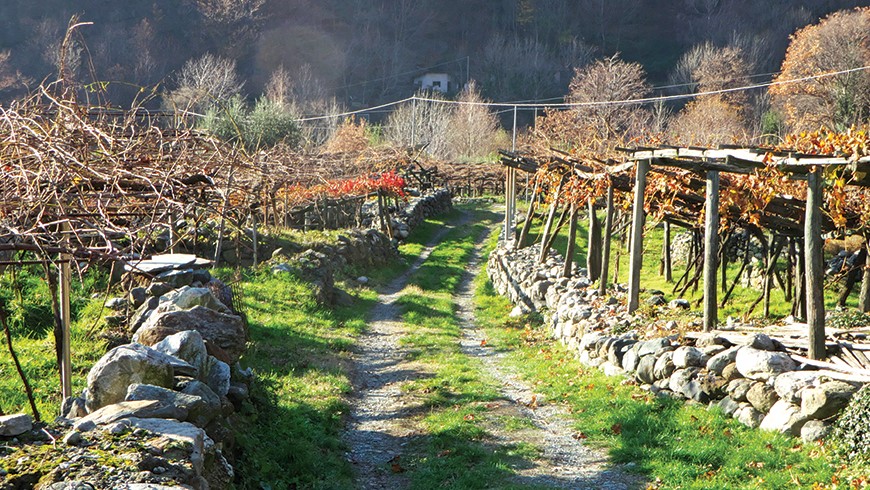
<box><xmin>445</xmin><ymin>81</ymin><xmax>504</xmax><ymax>160</ymax></box>
<box><xmin>199</xmin><ymin>96</ymin><xmax>300</xmax><ymax>151</ymax></box>
<box><xmin>0</xmin><ymin>50</ymin><xmax>27</xmax><ymax>95</ymax></box>
<box><xmin>668</xmin><ymin>97</ymin><xmax>748</xmax><ymax>145</ymax></box>
<box><xmin>164</xmin><ymin>53</ymin><xmax>245</xmax><ymax>113</ymax></box>
<box><xmin>771</xmin><ymin>7</ymin><xmax>870</xmax><ymax>131</ymax></box>
<box><xmin>384</xmin><ymin>91</ymin><xmax>452</xmax><ymax>158</ymax></box>
<box><xmin>568</xmin><ymin>54</ymin><xmax>651</xmax><ymax>146</ymax></box>
<box><xmin>667</xmin><ymin>42</ymin><xmax>753</xmax><ymax>144</ymax></box>
<box><xmin>479</xmin><ymin>34</ymin><xmax>559</xmax><ymax>101</ymax></box>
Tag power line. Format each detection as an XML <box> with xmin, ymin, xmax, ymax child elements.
<box><xmin>412</xmin><ymin>65</ymin><xmax>870</xmax><ymax>109</ymax></box>
<box><xmin>191</xmin><ymin>65</ymin><xmax>867</xmax><ymax>124</ymax></box>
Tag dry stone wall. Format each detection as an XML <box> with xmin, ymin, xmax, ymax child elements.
<box><xmin>0</xmin><ymin>189</ymin><xmax>455</xmax><ymax>489</ymax></box>
<box><xmin>487</xmin><ymin>242</ymin><xmax>864</xmax><ymax>442</ymax></box>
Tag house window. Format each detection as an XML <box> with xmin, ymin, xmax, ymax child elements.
<box><xmin>432</xmin><ymin>81</ymin><xmax>441</xmax><ymax>87</ymax></box>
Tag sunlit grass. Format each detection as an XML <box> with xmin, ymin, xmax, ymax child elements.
<box><xmin>473</xmin><ymin>223</ymin><xmax>851</xmax><ymax>489</ymax></box>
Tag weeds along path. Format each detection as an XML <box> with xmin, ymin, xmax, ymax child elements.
<box><xmin>455</xmin><ymin>228</ymin><xmax>642</xmax><ymax>489</ymax></box>
<box><xmin>344</xmin><ymin>218</ymin><xmax>464</xmax><ymax>489</ymax></box>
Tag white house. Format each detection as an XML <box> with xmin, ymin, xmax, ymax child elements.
<box><xmin>413</xmin><ymin>72</ymin><xmax>454</xmax><ymax>93</ymax></box>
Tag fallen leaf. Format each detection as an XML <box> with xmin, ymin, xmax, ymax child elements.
<box><xmin>437</xmin><ymin>450</ymin><xmax>452</xmax><ymax>458</ymax></box>
<box><xmin>463</xmin><ymin>413</ymin><xmax>475</xmax><ymax>421</ymax></box>
<box><xmin>611</xmin><ymin>423</ymin><xmax>622</xmax><ymax>435</ymax></box>
<box><xmin>389</xmin><ymin>455</ymin><xmax>405</xmax><ymax>473</ymax></box>
<box><xmin>573</xmin><ymin>432</ymin><xmax>587</xmax><ymax>440</ymax></box>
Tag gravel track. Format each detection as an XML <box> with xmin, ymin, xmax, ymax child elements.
<box><xmin>344</xmin><ymin>212</ymin><xmax>643</xmax><ymax>489</ymax></box>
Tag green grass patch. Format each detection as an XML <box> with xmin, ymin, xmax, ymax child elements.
<box><xmin>230</xmin><ymin>213</ymin><xmax>456</xmax><ymax>489</ymax></box>
<box><xmin>392</xmin><ymin>206</ymin><xmax>554</xmax><ymax>489</ymax></box>
<box><xmin>521</xmin><ymin>206</ymin><xmax>859</xmax><ymax>324</ymax></box>
<box><xmin>0</xmin><ymin>266</ymin><xmax>108</xmax><ymax>419</ymax></box>
<box><xmin>231</xmin><ymin>267</ymin><xmax>376</xmax><ymax>489</ymax></box>
<box><xmin>473</xmin><ymin>223</ymin><xmax>856</xmax><ymax>489</ymax></box>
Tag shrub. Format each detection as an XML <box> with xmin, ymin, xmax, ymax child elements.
<box><xmin>832</xmin><ymin>384</ymin><xmax>870</xmax><ymax>461</ymax></box>
<box><xmin>200</xmin><ymin>96</ymin><xmax>300</xmax><ymax>151</ymax></box>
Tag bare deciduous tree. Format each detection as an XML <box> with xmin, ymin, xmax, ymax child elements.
<box><xmin>480</xmin><ymin>34</ymin><xmax>559</xmax><ymax>101</ymax></box>
<box><xmin>385</xmin><ymin>91</ymin><xmax>452</xmax><ymax>158</ymax></box>
<box><xmin>568</xmin><ymin>54</ymin><xmax>651</xmax><ymax>145</ymax></box>
<box><xmin>164</xmin><ymin>53</ymin><xmax>244</xmax><ymax>113</ymax></box>
<box><xmin>445</xmin><ymin>81</ymin><xmax>504</xmax><ymax>160</ymax></box>
<box><xmin>668</xmin><ymin>96</ymin><xmax>748</xmax><ymax>146</ymax></box>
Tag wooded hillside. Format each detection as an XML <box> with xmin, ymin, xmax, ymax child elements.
<box><xmin>0</xmin><ymin>0</ymin><xmax>866</xmax><ymax>108</ymax></box>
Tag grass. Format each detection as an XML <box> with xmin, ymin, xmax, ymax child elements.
<box><xmin>473</xmin><ymin>221</ymin><xmax>865</xmax><ymax>489</ymax></box>
<box><xmin>0</xmin><ymin>266</ymin><xmax>108</xmax><ymax>419</ymax></box>
<box><xmin>520</xmin><ymin>204</ymin><xmax>859</xmax><ymax>324</ymax></box>
<box><xmin>390</xmin><ymin>205</ymin><xmax>556</xmax><ymax>489</ymax></box>
<box><xmin>230</xmin><ymin>266</ymin><xmax>375</xmax><ymax>489</ymax></box>
<box><xmin>229</xmin><ymin>210</ymin><xmax>468</xmax><ymax>489</ymax></box>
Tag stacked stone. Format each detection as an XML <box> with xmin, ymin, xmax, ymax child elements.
<box><xmin>55</xmin><ymin>261</ymin><xmax>248</xmax><ymax>489</ymax></box>
<box><xmin>487</xmin><ymin>241</ymin><xmax>864</xmax><ymax>442</ymax></box>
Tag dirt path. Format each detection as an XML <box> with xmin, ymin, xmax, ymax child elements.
<box><xmin>344</xmin><ymin>223</ymin><xmax>457</xmax><ymax>489</ymax></box>
<box><xmin>455</xmin><ymin>227</ymin><xmax>644</xmax><ymax>490</ymax></box>
<box><xmin>345</xmin><ymin>212</ymin><xmax>642</xmax><ymax>489</ymax></box>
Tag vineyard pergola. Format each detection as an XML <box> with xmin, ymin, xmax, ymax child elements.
<box><xmin>500</xmin><ymin>143</ymin><xmax>870</xmax><ymax>361</ymax></box>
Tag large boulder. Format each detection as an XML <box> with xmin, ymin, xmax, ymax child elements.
<box><xmin>653</xmin><ymin>351</ymin><xmax>676</xmax><ymax>381</ymax></box>
<box><xmin>669</xmin><ymin>367</ymin><xmax>700</xmax><ymax>399</ymax></box>
<box><xmin>672</xmin><ymin>346</ymin><xmax>708</xmax><ymax>368</ymax></box>
<box><xmin>636</xmin><ymin>355</ymin><xmax>657</xmax><ymax>384</ymax></box>
<box><xmin>179</xmin><ymin>380</ymin><xmax>222</xmax><ymax>427</ymax></box>
<box><xmin>726</xmin><ymin>378</ymin><xmax>754</xmax><ymax>403</ymax></box>
<box><xmin>773</xmin><ymin>371</ymin><xmax>820</xmax><ymax>403</ymax></box>
<box><xmin>706</xmin><ymin>347</ymin><xmax>740</xmax><ymax>375</ymax></box>
<box><xmin>157</xmin><ymin>286</ymin><xmax>231</xmax><ymax>314</ymax></box>
<box><xmin>153</xmin><ymin>330</ymin><xmax>209</xmax><ymax>380</ymax></box>
<box><xmin>205</xmin><ymin>357</ymin><xmax>231</xmax><ymax>397</ymax></box>
<box><xmin>120</xmin><ymin>417</ymin><xmax>213</xmax><ymax>476</ymax></box>
<box><xmin>85</xmin><ymin>343</ymin><xmax>186</xmax><ymax>412</ymax></box>
<box><xmin>801</xmin><ymin>420</ymin><xmax>832</xmax><ymax>442</ymax></box>
<box><xmin>760</xmin><ymin>400</ymin><xmax>807</xmax><ymax>435</ymax></box>
<box><xmin>747</xmin><ymin>382</ymin><xmax>778</xmax><ymax>413</ymax></box>
<box><xmin>800</xmin><ymin>381</ymin><xmax>857</xmax><ymax>420</ymax></box>
<box><xmin>74</xmin><ymin>399</ymin><xmax>181</xmax><ymax>431</ymax></box>
<box><xmin>134</xmin><ymin>306</ymin><xmax>247</xmax><ymax>363</ymax></box>
<box><xmin>0</xmin><ymin>413</ymin><xmax>32</xmax><ymax>436</ymax></box>
<box><xmin>735</xmin><ymin>347</ymin><xmax>796</xmax><ymax>381</ymax></box>
<box><xmin>735</xmin><ymin>404</ymin><xmax>764</xmax><ymax>428</ymax></box>
<box><xmin>125</xmin><ymin>383</ymin><xmax>206</xmax><ymax>423</ymax></box>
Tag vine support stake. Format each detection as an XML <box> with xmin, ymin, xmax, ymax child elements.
<box><xmin>703</xmin><ymin>169</ymin><xmax>719</xmax><ymax>332</ymax></box>
<box><xmin>805</xmin><ymin>167</ymin><xmax>826</xmax><ymax>360</ymax></box>
<box><xmin>599</xmin><ymin>182</ymin><xmax>614</xmax><ymax>296</ymax></box>
<box><xmin>59</xmin><ymin>221</ymin><xmax>72</xmax><ymax>400</ymax></box>
<box><xmin>627</xmin><ymin>159</ymin><xmax>649</xmax><ymax>313</ymax></box>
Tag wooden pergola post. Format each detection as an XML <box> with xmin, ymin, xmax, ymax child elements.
<box><xmin>662</xmin><ymin>221</ymin><xmax>672</xmax><ymax>282</ymax></box>
<box><xmin>586</xmin><ymin>197</ymin><xmax>602</xmax><ymax>281</ymax></box>
<box><xmin>628</xmin><ymin>159</ymin><xmax>650</xmax><ymax>313</ymax></box>
<box><xmin>504</xmin><ymin>167</ymin><xmax>517</xmax><ymax>243</ymax></box>
<box><xmin>861</xmin><ymin>237</ymin><xmax>870</xmax><ymax>312</ymax></box>
<box><xmin>58</xmin><ymin>221</ymin><xmax>73</xmax><ymax>401</ymax></box>
<box><xmin>805</xmin><ymin>168</ymin><xmax>826</xmax><ymax>360</ymax></box>
<box><xmin>562</xmin><ymin>203</ymin><xmax>579</xmax><ymax>278</ymax></box>
<box><xmin>599</xmin><ymin>182</ymin><xmax>614</xmax><ymax>296</ymax></box>
<box><xmin>703</xmin><ymin>170</ymin><xmax>720</xmax><ymax>331</ymax></box>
